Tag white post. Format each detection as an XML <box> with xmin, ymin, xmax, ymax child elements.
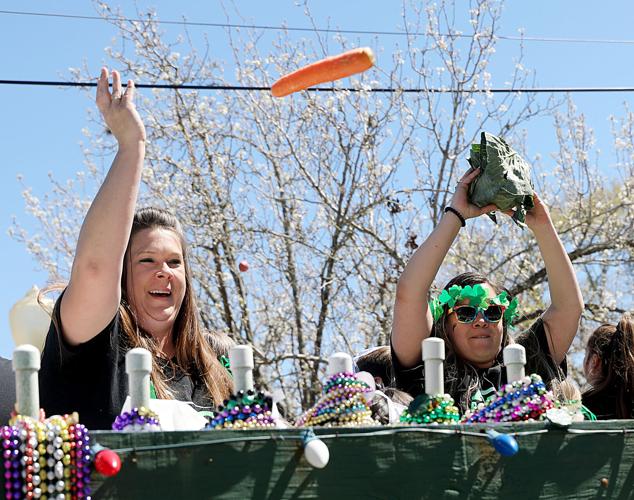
<box><xmin>126</xmin><ymin>348</ymin><xmax>152</xmax><ymax>409</ymax></box>
<box><xmin>13</xmin><ymin>345</ymin><xmax>40</xmax><ymax>419</ymax></box>
<box><xmin>327</xmin><ymin>352</ymin><xmax>353</xmax><ymax>376</ymax></box>
<box><xmin>229</xmin><ymin>345</ymin><xmax>254</xmax><ymax>393</ymax></box>
<box><xmin>423</xmin><ymin>338</ymin><xmax>444</xmax><ymax>396</ymax></box>
<box><xmin>503</xmin><ymin>344</ymin><xmax>526</xmax><ymax>382</ymax></box>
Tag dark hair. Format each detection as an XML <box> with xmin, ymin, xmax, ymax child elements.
<box><xmin>583</xmin><ymin>313</ymin><xmax>634</xmax><ymax>419</ymax></box>
<box><xmin>383</xmin><ymin>386</ymin><xmax>413</xmax><ymax>406</ymax></box>
<box><xmin>431</xmin><ymin>272</ymin><xmax>513</xmax><ymax>409</ymax></box>
<box><xmin>120</xmin><ymin>207</ymin><xmax>233</xmax><ymax>404</ymax></box>
<box><xmin>355</xmin><ymin>346</ymin><xmax>392</xmax><ymax>387</ymax></box>
<box><xmin>368</xmin><ymin>387</ymin><xmax>413</xmax><ymax>424</ymax></box>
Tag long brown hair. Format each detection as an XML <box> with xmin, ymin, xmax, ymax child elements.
<box><xmin>432</xmin><ymin>272</ymin><xmax>512</xmax><ymax>409</ymax></box>
<box><xmin>120</xmin><ymin>207</ymin><xmax>232</xmax><ymax>404</ymax></box>
<box><xmin>583</xmin><ymin>313</ymin><xmax>634</xmax><ymax>419</ymax></box>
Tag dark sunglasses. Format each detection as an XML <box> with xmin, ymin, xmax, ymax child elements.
<box><xmin>449</xmin><ymin>305</ymin><xmax>506</xmax><ymax>324</ymax></box>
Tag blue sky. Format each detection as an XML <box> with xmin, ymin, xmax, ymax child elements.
<box><xmin>1</xmin><ymin>1</ymin><xmax>633</xmax><ymax>358</ymax></box>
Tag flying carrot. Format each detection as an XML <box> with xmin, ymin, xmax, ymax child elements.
<box><xmin>271</xmin><ymin>47</ymin><xmax>375</xmax><ymax>98</ymax></box>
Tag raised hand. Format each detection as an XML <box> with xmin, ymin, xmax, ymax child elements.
<box><xmin>500</xmin><ymin>192</ymin><xmax>552</xmax><ymax>231</ymax></box>
<box><xmin>523</xmin><ymin>193</ymin><xmax>553</xmax><ymax>231</ymax></box>
<box><xmin>61</xmin><ymin>68</ymin><xmax>146</xmax><ymax>348</ymax></box>
<box><xmin>449</xmin><ymin>168</ymin><xmax>497</xmax><ymax>220</ymax></box>
<box><xmin>95</xmin><ymin>68</ymin><xmax>146</xmax><ymax>148</ymax></box>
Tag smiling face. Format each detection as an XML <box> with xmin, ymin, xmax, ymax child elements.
<box><xmin>125</xmin><ymin>227</ymin><xmax>187</xmax><ymax>338</ymax></box>
<box><xmin>444</xmin><ymin>283</ymin><xmax>504</xmax><ymax>368</ymax></box>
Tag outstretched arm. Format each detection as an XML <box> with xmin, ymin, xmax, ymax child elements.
<box><xmin>392</xmin><ymin>168</ymin><xmax>496</xmax><ymax>368</ymax></box>
<box><xmin>523</xmin><ymin>193</ymin><xmax>584</xmax><ymax>363</ymax></box>
<box><xmin>61</xmin><ymin>68</ymin><xmax>147</xmax><ymax>346</ymax></box>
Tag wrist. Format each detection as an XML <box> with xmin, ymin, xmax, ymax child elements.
<box><xmin>444</xmin><ymin>206</ymin><xmax>466</xmax><ymax>227</ymax></box>
<box><xmin>117</xmin><ymin>139</ymin><xmax>146</xmax><ymax>152</ymax></box>
<box><xmin>527</xmin><ymin>217</ymin><xmax>555</xmax><ymax>236</ymax></box>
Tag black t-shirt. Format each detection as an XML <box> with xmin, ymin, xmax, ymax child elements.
<box><xmin>39</xmin><ymin>295</ymin><xmax>218</xmax><ymax>430</ymax></box>
<box><xmin>391</xmin><ymin>318</ymin><xmax>567</xmax><ymax>412</ymax></box>
<box><xmin>582</xmin><ymin>385</ymin><xmax>634</xmax><ymax>420</ymax></box>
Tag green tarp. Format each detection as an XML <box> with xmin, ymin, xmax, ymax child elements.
<box><xmin>70</xmin><ymin>421</ymin><xmax>634</xmax><ymax>499</ymax></box>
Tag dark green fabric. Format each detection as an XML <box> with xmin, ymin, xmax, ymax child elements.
<box><xmin>467</xmin><ymin>132</ymin><xmax>534</xmax><ymax>226</ymax></box>
<box><xmin>59</xmin><ymin>422</ymin><xmax>634</xmax><ymax>498</ymax></box>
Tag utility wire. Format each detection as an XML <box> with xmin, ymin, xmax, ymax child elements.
<box><xmin>2</xmin><ymin>9</ymin><xmax>634</xmax><ymax>45</ymax></box>
<box><xmin>1</xmin><ymin>79</ymin><xmax>634</xmax><ymax>94</ymax></box>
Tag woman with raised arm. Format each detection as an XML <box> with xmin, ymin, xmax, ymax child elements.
<box><xmin>39</xmin><ymin>69</ymin><xmax>232</xmax><ymax>429</ymax></box>
<box><xmin>391</xmin><ymin>168</ymin><xmax>584</xmax><ymax>412</ymax></box>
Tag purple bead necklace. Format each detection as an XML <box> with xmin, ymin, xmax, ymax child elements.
<box><xmin>112</xmin><ymin>407</ymin><xmax>161</xmax><ymax>432</ymax></box>
<box><xmin>1</xmin><ymin>414</ymin><xmax>92</xmax><ymax>500</ymax></box>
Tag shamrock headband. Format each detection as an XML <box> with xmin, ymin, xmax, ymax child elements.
<box><xmin>428</xmin><ymin>283</ymin><xmax>520</xmax><ymax>325</ymax></box>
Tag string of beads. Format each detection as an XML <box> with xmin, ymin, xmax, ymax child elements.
<box><xmin>112</xmin><ymin>407</ymin><xmax>161</xmax><ymax>432</ymax></box>
<box><xmin>463</xmin><ymin>374</ymin><xmax>555</xmax><ymax>423</ymax></box>
<box><xmin>207</xmin><ymin>390</ymin><xmax>276</xmax><ymax>430</ymax></box>
<box><xmin>295</xmin><ymin>372</ymin><xmax>376</xmax><ymax>427</ymax></box>
<box><xmin>2</xmin><ymin>412</ymin><xmax>92</xmax><ymax>499</ymax></box>
<box><xmin>400</xmin><ymin>394</ymin><xmax>461</xmax><ymax>424</ymax></box>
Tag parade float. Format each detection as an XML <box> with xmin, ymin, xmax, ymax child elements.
<box><xmin>1</xmin><ymin>334</ymin><xmax>632</xmax><ymax>499</ymax></box>
<box><xmin>2</xmin><ymin>50</ymin><xmax>632</xmax><ymax>500</ymax></box>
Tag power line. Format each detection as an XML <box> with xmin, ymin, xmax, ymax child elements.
<box><xmin>2</xmin><ymin>79</ymin><xmax>634</xmax><ymax>94</ymax></box>
<box><xmin>2</xmin><ymin>9</ymin><xmax>634</xmax><ymax>45</ymax></box>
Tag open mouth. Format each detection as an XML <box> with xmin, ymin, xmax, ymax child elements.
<box><xmin>149</xmin><ymin>290</ymin><xmax>172</xmax><ymax>297</ymax></box>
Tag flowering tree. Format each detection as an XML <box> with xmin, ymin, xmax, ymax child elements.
<box><xmin>11</xmin><ymin>0</ymin><xmax>634</xmax><ymax>407</ymax></box>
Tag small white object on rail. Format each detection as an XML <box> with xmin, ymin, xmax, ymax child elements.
<box><xmin>503</xmin><ymin>344</ymin><xmax>526</xmax><ymax>383</ymax></box>
<box><xmin>229</xmin><ymin>345</ymin><xmax>255</xmax><ymax>393</ymax></box>
<box><xmin>126</xmin><ymin>347</ymin><xmax>152</xmax><ymax>409</ymax></box>
<box><xmin>13</xmin><ymin>344</ymin><xmax>41</xmax><ymax>419</ymax></box>
<box><xmin>423</xmin><ymin>337</ymin><xmax>445</xmax><ymax>396</ymax></box>
<box><xmin>327</xmin><ymin>352</ymin><xmax>353</xmax><ymax>376</ymax></box>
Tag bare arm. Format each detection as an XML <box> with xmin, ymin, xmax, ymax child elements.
<box><xmin>61</xmin><ymin>68</ymin><xmax>147</xmax><ymax>345</ymax></box>
<box><xmin>392</xmin><ymin>169</ymin><xmax>496</xmax><ymax>367</ymax></box>
<box><xmin>524</xmin><ymin>194</ymin><xmax>584</xmax><ymax>363</ymax></box>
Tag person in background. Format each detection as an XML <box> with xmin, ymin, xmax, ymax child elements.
<box><xmin>368</xmin><ymin>387</ymin><xmax>413</xmax><ymax>425</ymax></box>
<box><xmin>354</xmin><ymin>346</ymin><xmax>393</xmax><ymax>388</ymax></box>
<box><xmin>582</xmin><ymin>313</ymin><xmax>634</xmax><ymax>419</ymax></box>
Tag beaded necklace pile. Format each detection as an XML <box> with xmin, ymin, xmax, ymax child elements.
<box><xmin>295</xmin><ymin>372</ymin><xmax>375</xmax><ymax>427</ymax></box>
<box><xmin>2</xmin><ymin>412</ymin><xmax>92</xmax><ymax>499</ymax></box>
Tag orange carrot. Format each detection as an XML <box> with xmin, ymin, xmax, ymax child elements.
<box><xmin>271</xmin><ymin>47</ymin><xmax>375</xmax><ymax>98</ymax></box>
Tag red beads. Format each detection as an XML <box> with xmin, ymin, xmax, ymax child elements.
<box><xmin>94</xmin><ymin>449</ymin><xmax>121</xmax><ymax>477</ymax></box>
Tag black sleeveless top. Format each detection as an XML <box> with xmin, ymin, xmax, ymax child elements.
<box><xmin>39</xmin><ymin>294</ymin><xmax>220</xmax><ymax>430</ymax></box>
